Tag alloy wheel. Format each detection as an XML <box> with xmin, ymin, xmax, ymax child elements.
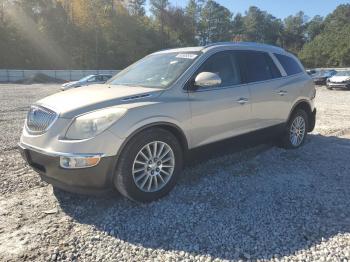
<box><xmin>289</xmin><ymin>116</ymin><xmax>306</xmax><ymax>147</ymax></box>
<box><xmin>132</xmin><ymin>141</ymin><xmax>175</xmax><ymax>192</ymax></box>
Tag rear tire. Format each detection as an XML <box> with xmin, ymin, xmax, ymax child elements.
<box><xmin>114</xmin><ymin>128</ymin><xmax>183</xmax><ymax>202</ymax></box>
<box><xmin>280</xmin><ymin>109</ymin><xmax>309</xmax><ymax>149</ymax></box>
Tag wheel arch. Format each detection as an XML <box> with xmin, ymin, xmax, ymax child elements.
<box><xmin>107</xmin><ymin>122</ymin><xmax>189</xmax><ymax>185</ymax></box>
<box><xmin>288</xmin><ymin>100</ymin><xmax>315</xmax><ymax>132</ymax></box>
<box><xmin>115</xmin><ymin>122</ymin><xmax>189</xmax><ymax>159</ymax></box>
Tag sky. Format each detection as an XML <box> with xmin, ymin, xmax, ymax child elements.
<box><xmin>148</xmin><ymin>0</ymin><xmax>350</xmax><ymax>19</ymax></box>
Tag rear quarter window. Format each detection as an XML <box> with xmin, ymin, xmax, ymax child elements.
<box><xmin>274</xmin><ymin>54</ymin><xmax>303</xmax><ymax>76</ymax></box>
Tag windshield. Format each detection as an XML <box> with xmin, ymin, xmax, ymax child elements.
<box><xmin>313</xmin><ymin>70</ymin><xmax>335</xmax><ymax>77</ymax></box>
<box><xmin>335</xmin><ymin>71</ymin><xmax>350</xmax><ymax>76</ymax></box>
<box><xmin>108</xmin><ymin>52</ymin><xmax>201</xmax><ymax>88</ymax></box>
<box><xmin>312</xmin><ymin>71</ymin><xmax>323</xmax><ymax>77</ymax></box>
<box><xmin>79</xmin><ymin>75</ymin><xmax>95</xmax><ymax>82</ymax></box>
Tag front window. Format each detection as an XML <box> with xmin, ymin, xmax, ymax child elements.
<box><xmin>196</xmin><ymin>51</ymin><xmax>242</xmax><ymax>87</ymax></box>
<box><xmin>79</xmin><ymin>75</ymin><xmax>95</xmax><ymax>82</ymax></box>
<box><xmin>108</xmin><ymin>52</ymin><xmax>201</xmax><ymax>88</ymax></box>
<box><xmin>314</xmin><ymin>70</ymin><xmax>336</xmax><ymax>77</ymax></box>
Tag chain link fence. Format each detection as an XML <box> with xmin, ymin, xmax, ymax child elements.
<box><xmin>0</xmin><ymin>69</ymin><xmax>119</xmax><ymax>83</ymax></box>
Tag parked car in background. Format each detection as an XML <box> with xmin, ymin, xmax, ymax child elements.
<box><xmin>61</xmin><ymin>74</ymin><xmax>112</xmax><ymax>91</ymax></box>
<box><xmin>306</xmin><ymin>69</ymin><xmax>317</xmax><ymax>75</ymax></box>
<box><xmin>327</xmin><ymin>70</ymin><xmax>350</xmax><ymax>90</ymax></box>
<box><xmin>312</xmin><ymin>70</ymin><xmax>337</xmax><ymax>85</ymax></box>
<box><xmin>19</xmin><ymin>42</ymin><xmax>316</xmax><ymax>202</ymax></box>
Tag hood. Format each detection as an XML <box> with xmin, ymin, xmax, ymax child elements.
<box><xmin>37</xmin><ymin>84</ymin><xmax>163</xmax><ymax>118</ymax></box>
<box><xmin>312</xmin><ymin>75</ymin><xmax>326</xmax><ymax>80</ymax></box>
<box><xmin>329</xmin><ymin>76</ymin><xmax>350</xmax><ymax>83</ymax></box>
<box><xmin>62</xmin><ymin>81</ymin><xmax>78</xmax><ymax>87</ymax></box>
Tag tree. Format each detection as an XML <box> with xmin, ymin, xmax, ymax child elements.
<box><xmin>299</xmin><ymin>4</ymin><xmax>350</xmax><ymax>67</ymax></box>
<box><xmin>150</xmin><ymin>0</ymin><xmax>169</xmax><ymax>41</ymax></box>
<box><xmin>185</xmin><ymin>0</ymin><xmax>199</xmax><ymax>41</ymax></box>
<box><xmin>282</xmin><ymin>11</ymin><xmax>307</xmax><ymax>52</ymax></box>
<box><xmin>165</xmin><ymin>6</ymin><xmax>197</xmax><ymax>46</ymax></box>
<box><xmin>239</xmin><ymin>6</ymin><xmax>282</xmax><ymax>44</ymax></box>
<box><xmin>324</xmin><ymin>3</ymin><xmax>350</xmax><ymax>30</ymax></box>
<box><xmin>232</xmin><ymin>13</ymin><xmax>244</xmax><ymax>39</ymax></box>
<box><xmin>1</xmin><ymin>1</ymin><xmax>350</xmax><ymax>70</ymax></box>
<box><xmin>305</xmin><ymin>15</ymin><xmax>324</xmax><ymax>42</ymax></box>
<box><xmin>198</xmin><ymin>0</ymin><xmax>232</xmax><ymax>44</ymax></box>
<box><xmin>127</xmin><ymin>0</ymin><xmax>145</xmax><ymax>16</ymax></box>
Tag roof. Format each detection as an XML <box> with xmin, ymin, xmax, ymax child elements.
<box><xmin>203</xmin><ymin>42</ymin><xmax>286</xmax><ymax>53</ymax></box>
<box><xmin>154</xmin><ymin>46</ymin><xmax>203</xmax><ymax>54</ymax></box>
<box><xmin>154</xmin><ymin>42</ymin><xmax>286</xmax><ymax>55</ymax></box>
<box><xmin>90</xmin><ymin>73</ymin><xmax>112</xmax><ymax>76</ymax></box>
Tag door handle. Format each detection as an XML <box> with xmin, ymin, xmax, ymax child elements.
<box><xmin>236</xmin><ymin>97</ymin><xmax>249</xmax><ymax>105</ymax></box>
<box><xmin>277</xmin><ymin>90</ymin><xmax>288</xmax><ymax>96</ymax></box>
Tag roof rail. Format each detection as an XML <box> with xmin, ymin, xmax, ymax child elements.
<box><xmin>204</xmin><ymin>41</ymin><xmax>285</xmax><ymax>52</ymax></box>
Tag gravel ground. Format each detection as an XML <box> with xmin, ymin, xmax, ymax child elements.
<box><xmin>0</xmin><ymin>84</ymin><xmax>349</xmax><ymax>262</ymax></box>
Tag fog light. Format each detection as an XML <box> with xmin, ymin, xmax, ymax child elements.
<box><xmin>60</xmin><ymin>155</ymin><xmax>101</xmax><ymax>169</ymax></box>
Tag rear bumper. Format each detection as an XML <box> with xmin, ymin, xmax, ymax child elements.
<box><xmin>18</xmin><ymin>143</ymin><xmax>116</xmax><ymax>194</ymax></box>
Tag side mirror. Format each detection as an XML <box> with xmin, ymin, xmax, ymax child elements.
<box><xmin>194</xmin><ymin>72</ymin><xmax>222</xmax><ymax>88</ymax></box>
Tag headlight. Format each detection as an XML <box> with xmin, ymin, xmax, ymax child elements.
<box><xmin>65</xmin><ymin>107</ymin><xmax>127</xmax><ymax>139</ymax></box>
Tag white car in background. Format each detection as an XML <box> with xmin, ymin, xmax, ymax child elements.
<box><xmin>327</xmin><ymin>70</ymin><xmax>350</xmax><ymax>89</ymax></box>
<box><xmin>61</xmin><ymin>74</ymin><xmax>112</xmax><ymax>91</ymax></box>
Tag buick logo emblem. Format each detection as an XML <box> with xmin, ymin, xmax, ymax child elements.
<box><xmin>29</xmin><ymin>107</ymin><xmax>39</xmax><ymax>122</ymax></box>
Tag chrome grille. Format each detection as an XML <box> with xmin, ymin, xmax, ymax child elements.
<box><xmin>26</xmin><ymin>105</ymin><xmax>58</xmax><ymax>134</ymax></box>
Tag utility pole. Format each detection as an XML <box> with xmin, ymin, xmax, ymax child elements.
<box><xmin>0</xmin><ymin>0</ymin><xmax>6</xmax><ymax>25</ymax></box>
<box><xmin>95</xmin><ymin>26</ymin><xmax>98</xmax><ymax>70</ymax></box>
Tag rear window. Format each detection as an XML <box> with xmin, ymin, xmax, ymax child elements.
<box><xmin>274</xmin><ymin>54</ymin><xmax>303</xmax><ymax>76</ymax></box>
<box><xmin>237</xmin><ymin>51</ymin><xmax>281</xmax><ymax>83</ymax></box>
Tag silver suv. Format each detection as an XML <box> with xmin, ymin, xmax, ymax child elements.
<box><xmin>19</xmin><ymin>42</ymin><xmax>316</xmax><ymax>202</ymax></box>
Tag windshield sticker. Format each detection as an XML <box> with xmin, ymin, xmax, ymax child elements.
<box><xmin>176</xmin><ymin>53</ymin><xmax>198</xmax><ymax>59</ymax></box>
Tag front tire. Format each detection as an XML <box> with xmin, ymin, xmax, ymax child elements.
<box><xmin>114</xmin><ymin>128</ymin><xmax>183</xmax><ymax>202</ymax></box>
<box><xmin>281</xmin><ymin>109</ymin><xmax>309</xmax><ymax>149</ymax></box>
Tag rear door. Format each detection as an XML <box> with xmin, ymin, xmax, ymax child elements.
<box><xmin>102</xmin><ymin>75</ymin><xmax>112</xmax><ymax>82</ymax></box>
<box><xmin>95</xmin><ymin>75</ymin><xmax>105</xmax><ymax>84</ymax></box>
<box><xmin>188</xmin><ymin>51</ymin><xmax>253</xmax><ymax>148</ymax></box>
<box><xmin>237</xmin><ymin>50</ymin><xmax>289</xmax><ymax>129</ymax></box>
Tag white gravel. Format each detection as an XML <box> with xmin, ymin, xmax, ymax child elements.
<box><xmin>0</xmin><ymin>84</ymin><xmax>349</xmax><ymax>262</ymax></box>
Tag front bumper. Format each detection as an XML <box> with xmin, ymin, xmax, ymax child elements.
<box><xmin>327</xmin><ymin>82</ymin><xmax>350</xmax><ymax>88</ymax></box>
<box><xmin>18</xmin><ymin>143</ymin><xmax>116</xmax><ymax>194</ymax></box>
<box><xmin>313</xmin><ymin>78</ymin><xmax>327</xmax><ymax>85</ymax></box>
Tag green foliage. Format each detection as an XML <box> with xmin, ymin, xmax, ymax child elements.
<box><xmin>0</xmin><ymin>1</ymin><xmax>350</xmax><ymax>69</ymax></box>
<box><xmin>128</xmin><ymin>0</ymin><xmax>146</xmax><ymax>16</ymax></box>
<box><xmin>282</xmin><ymin>11</ymin><xmax>307</xmax><ymax>53</ymax></box>
<box><xmin>240</xmin><ymin>6</ymin><xmax>283</xmax><ymax>45</ymax></box>
<box><xmin>305</xmin><ymin>15</ymin><xmax>324</xmax><ymax>41</ymax></box>
<box><xmin>198</xmin><ymin>0</ymin><xmax>232</xmax><ymax>44</ymax></box>
<box><xmin>299</xmin><ymin>4</ymin><xmax>350</xmax><ymax>67</ymax></box>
